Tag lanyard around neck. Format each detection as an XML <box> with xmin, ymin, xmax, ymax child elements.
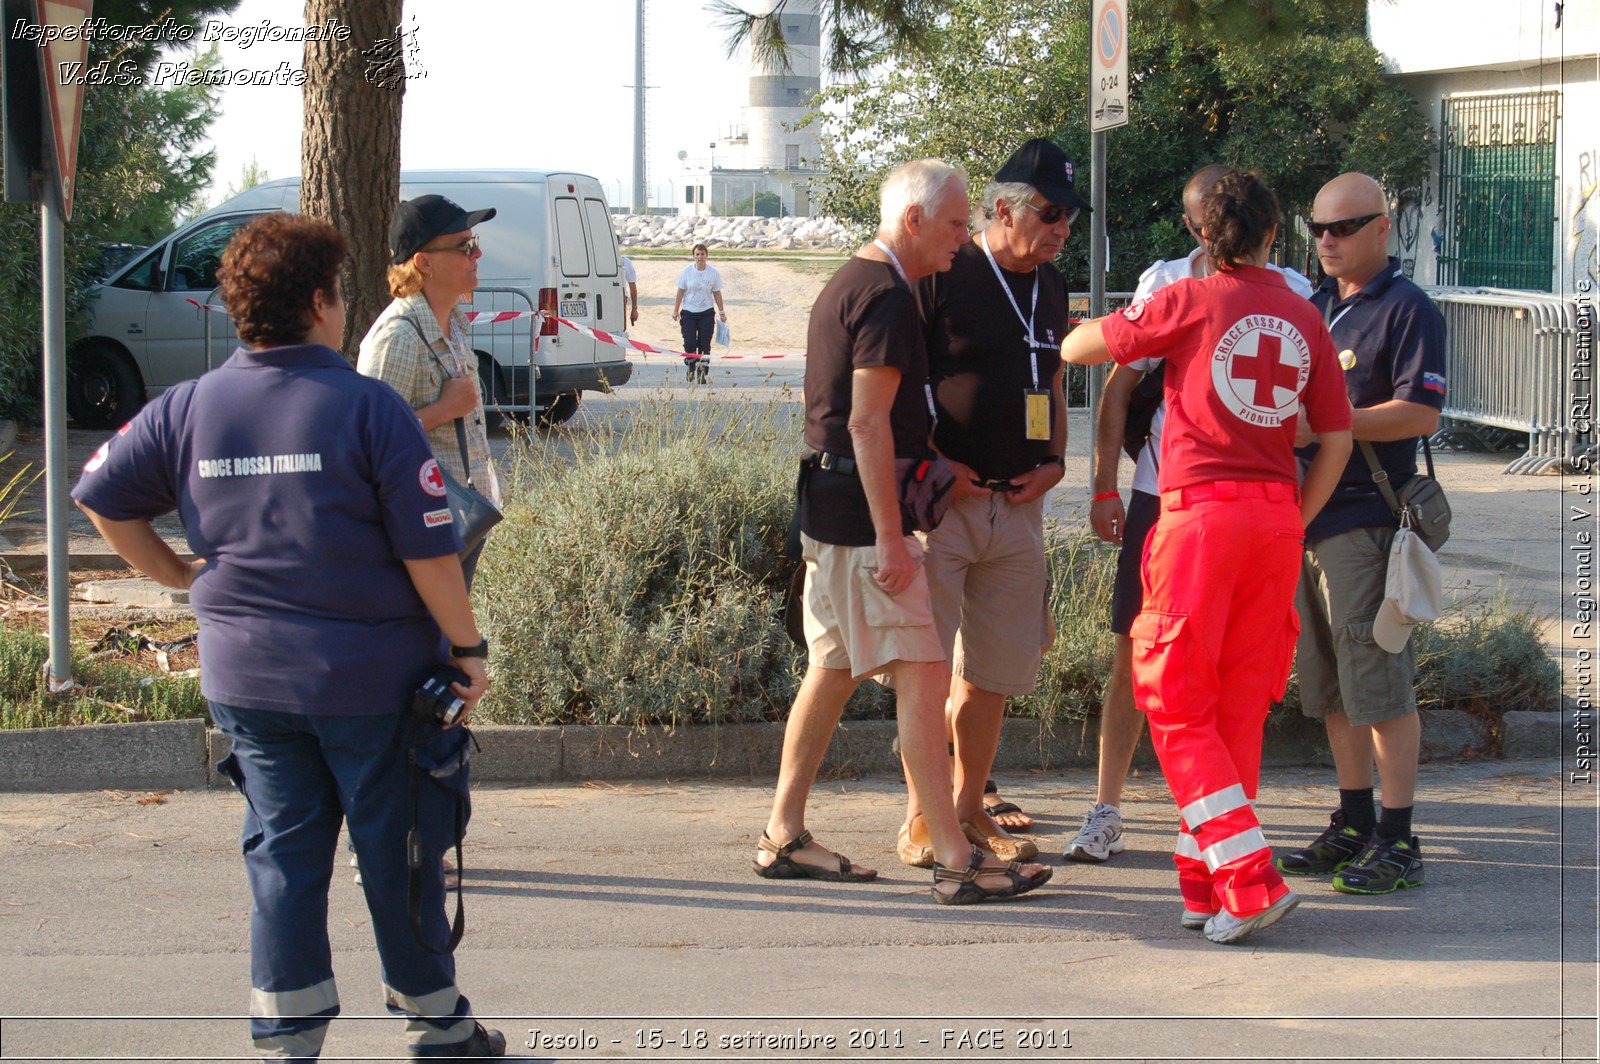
<box><xmin>979</xmin><ymin>231</ymin><xmax>1042</xmax><ymax>388</ymax></box>
<box><xmin>872</xmin><ymin>239</ymin><xmax>909</xmax><ymax>284</ymax></box>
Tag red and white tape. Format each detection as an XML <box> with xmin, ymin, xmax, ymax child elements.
<box><xmin>187</xmin><ymin>297</ymin><xmax>801</xmax><ymax>362</ymax></box>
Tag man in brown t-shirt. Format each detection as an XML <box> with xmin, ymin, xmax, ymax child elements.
<box><xmin>754</xmin><ymin>159</ymin><xmax>1051</xmax><ymax>906</ymax></box>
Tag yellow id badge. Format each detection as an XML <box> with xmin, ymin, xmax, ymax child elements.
<box><xmin>1025</xmin><ymin>389</ymin><xmax>1051</xmax><ymax>441</ymax></box>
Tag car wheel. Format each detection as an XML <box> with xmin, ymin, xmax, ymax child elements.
<box><xmin>535</xmin><ymin>391</ymin><xmax>581</xmax><ymax>428</ymax></box>
<box><xmin>66</xmin><ymin>342</ymin><xmax>144</xmax><ymax>429</ymax></box>
<box><xmin>475</xmin><ymin>352</ymin><xmax>505</xmax><ymax>433</ymax></box>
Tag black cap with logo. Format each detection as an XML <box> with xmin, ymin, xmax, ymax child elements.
<box><xmin>389</xmin><ymin>195</ymin><xmax>497</xmax><ymax>264</ymax></box>
<box><xmin>995</xmin><ymin>138</ymin><xmax>1092</xmax><ymax>213</ymax></box>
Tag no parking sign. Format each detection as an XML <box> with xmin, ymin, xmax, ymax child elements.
<box><xmin>1090</xmin><ymin>0</ymin><xmax>1129</xmax><ymax>132</ymax></box>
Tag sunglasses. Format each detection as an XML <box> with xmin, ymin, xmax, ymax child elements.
<box><xmin>1021</xmin><ymin>201</ymin><xmax>1080</xmax><ymax>226</ymax></box>
<box><xmin>425</xmin><ymin>235</ymin><xmax>481</xmax><ymax>256</ymax></box>
<box><xmin>1307</xmin><ymin>213</ymin><xmax>1384</xmax><ymax>239</ymax></box>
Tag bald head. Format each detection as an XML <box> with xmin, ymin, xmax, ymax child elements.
<box><xmin>1312</xmin><ymin>171</ymin><xmax>1392</xmax><ymax>289</ymax></box>
<box><xmin>1183</xmin><ymin>165</ymin><xmax>1232</xmax><ymax>218</ymax></box>
<box><xmin>1315</xmin><ymin>172</ymin><xmax>1388</xmax><ymax>219</ymax></box>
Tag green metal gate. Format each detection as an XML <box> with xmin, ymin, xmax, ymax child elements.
<box><xmin>1437</xmin><ymin>91</ymin><xmax>1560</xmax><ymax>291</ymax></box>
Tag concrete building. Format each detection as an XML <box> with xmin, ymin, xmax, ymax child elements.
<box><xmin>1367</xmin><ymin>0</ymin><xmax>1599</xmax><ymax>292</ymax></box>
<box><xmin>679</xmin><ymin>0</ymin><xmax>822</xmax><ymax>217</ymax></box>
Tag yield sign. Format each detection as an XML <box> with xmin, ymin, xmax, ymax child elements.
<box><xmin>33</xmin><ymin>0</ymin><xmax>91</xmax><ymax>219</ymax></box>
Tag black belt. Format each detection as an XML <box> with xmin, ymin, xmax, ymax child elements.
<box><xmin>814</xmin><ymin>452</ymin><xmax>858</xmax><ymax>476</ymax></box>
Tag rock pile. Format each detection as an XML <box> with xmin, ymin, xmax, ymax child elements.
<box><xmin>613</xmin><ymin>214</ymin><xmax>857</xmax><ymax>250</ymax></box>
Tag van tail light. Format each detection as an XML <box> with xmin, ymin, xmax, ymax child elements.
<box><xmin>538</xmin><ymin>288</ymin><xmax>558</xmax><ymax>335</ymax></box>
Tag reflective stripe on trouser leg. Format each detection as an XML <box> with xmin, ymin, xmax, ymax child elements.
<box><xmin>1173</xmin><ymin>825</ymin><xmax>1215</xmax><ymax>913</ymax></box>
<box><xmin>384</xmin><ymin>982</ymin><xmax>477</xmax><ymax>1053</ymax></box>
<box><xmin>250</xmin><ymin>979</ymin><xmax>338</xmax><ymax>1061</ymax></box>
<box><xmin>1135</xmin><ymin>498</ymin><xmax>1300</xmax><ymax>917</ymax></box>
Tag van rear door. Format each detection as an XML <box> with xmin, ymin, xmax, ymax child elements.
<box><xmin>548</xmin><ymin>177</ymin><xmax>599</xmax><ymax>369</ymax></box>
<box><xmin>580</xmin><ymin>191</ymin><xmax>624</xmax><ymax>335</ymax></box>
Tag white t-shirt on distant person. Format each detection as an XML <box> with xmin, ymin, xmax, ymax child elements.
<box><xmin>675</xmin><ymin>264</ymin><xmax>722</xmax><ymax>314</ymax></box>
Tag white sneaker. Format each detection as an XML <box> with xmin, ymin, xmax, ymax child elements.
<box><xmin>1065</xmin><ymin>803</ymin><xmax>1125</xmax><ymax>862</ymax></box>
<box><xmin>1203</xmin><ymin>891</ymin><xmax>1300</xmax><ymax>945</ymax></box>
<box><xmin>1180</xmin><ymin>908</ymin><xmax>1212</xmax><ymax>930</ymax></box>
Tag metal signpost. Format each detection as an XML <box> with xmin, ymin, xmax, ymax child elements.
<box><xmin>2</xmin><ymin>0</ymin><xmax>92</xmax><ymax>685</ymax></box>
<box><xmin>1087</xmin><ymin>0</ymin><xmax>1128</xmax><ymax>478</ymax></box>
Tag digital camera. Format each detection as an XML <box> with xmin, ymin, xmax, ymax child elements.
<box><xmin>412</xmin><ymin>666</ymin><xmax>470</xmax><ymax>728</ymax></box>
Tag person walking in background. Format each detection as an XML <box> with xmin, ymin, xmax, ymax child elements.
<box><xmin>672</xmin><ymin>243</ymin><xmax>726</xmax><ymax>383</ymax></box>
<box><xmin>1071</xmin><ymin>164</ymin><xmax>1315</xmax><ymax>865</ymax></box>
<box><xmin>1064</xmin><ymin>170</ymin><xmax>1352</xmax><ymax>945</ymax></box>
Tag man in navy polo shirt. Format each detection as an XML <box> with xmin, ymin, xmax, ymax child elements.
<box><xmin>1278</xmin><ymin>172</ymin><xmax>1446</xmax><ymax>896</ymax></box>
<box><xmin>73</xmin><ymin>215</ymin><xmax>505</xmax><ymax>1059</ymax></box>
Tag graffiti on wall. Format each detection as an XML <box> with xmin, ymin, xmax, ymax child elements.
<box><xmin>1395</xmin><ymin>187</ymin><xmax>1426</xmax><ymax>279</ymax></box>
<box><xmin>1572</xmin><ymin>148</ymin><xmax>1599</xmax><ymax>292</ymax></box>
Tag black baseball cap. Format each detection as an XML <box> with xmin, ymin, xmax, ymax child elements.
<box><xmin>995</xmin><ymin>138</ymin><xmax>1092</xmax><ymax>213</ymax></box>
<box><xmin>389</xmin><ymin>194</ymin><xmax>497</xmax><ymax>264</ymax></box>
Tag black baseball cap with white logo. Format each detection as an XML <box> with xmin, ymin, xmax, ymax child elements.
<box><xmin>389</xmin><ymin>195</ymin><xmax>497</xmax><ymax>264</ymax></box>
<box><xmin>995</xmin><ymin>138</ymin><xmax>1092</xmax><ymax>213</ymax></box>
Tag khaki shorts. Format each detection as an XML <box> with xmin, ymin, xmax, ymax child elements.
<box><xmin>800</xmin><ymin>532</ymin><xmax>947</xmax><ymax>680</ymax></box>
<box><xmin>921</xmin><ymin>491</ymin><xmax>1052</xmax><ymax>697</ymax></box>
<box><xmin>1294</xmin><ymin>525</ymin><xmax>1418</xmax><ymax>726</ymax></box>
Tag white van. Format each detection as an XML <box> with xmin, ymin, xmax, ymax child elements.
<box><xmin>69</xmin><ymin>169</ymin><xmax>632</xmax><ymax>428</ymax></box>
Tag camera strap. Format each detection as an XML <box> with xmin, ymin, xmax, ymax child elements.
<box><xmin>406</xmin><ymin>720</ymin><xmax>469</xmax><ymax>956</ymax></box>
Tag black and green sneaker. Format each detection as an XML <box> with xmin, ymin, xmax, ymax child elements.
<box><xmin>1332</xmin><ymin>834</ymin><xmax>1425</xmax><ymax>895</ymax></box>
<box><xmin>1274</xmin><ymin>810</ymin><xmax>1368</xmax><ymax>876</ymax></box>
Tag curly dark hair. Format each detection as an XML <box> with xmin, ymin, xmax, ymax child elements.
<box><xmin>218</xmin><ymin>214</ymin><xmax>347</xmax><ymax>348</ymax></box>
<box><xmin>1200</xmin><ymin>169</ymin><xmax>1280</xmax><ymax>270</ymax></box>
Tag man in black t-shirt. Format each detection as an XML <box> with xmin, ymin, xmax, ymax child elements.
<box><xmin>755</xmin><ymin>158</ymin><xmax>1051</xmax><ymax>906</ymax></box>
<box><xmin>894</xmin><ymin>138</ymin><xmax>1083</xmax><ymax>870</ymax></box>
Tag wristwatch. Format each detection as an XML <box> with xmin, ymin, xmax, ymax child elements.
<box><xmin>450</xmin><ymin>638</ymin><xmax>489</xmax><ymax>659</ymax></box>
<box><xmin>1038</xmin><ymin>455</ymin><xmax>1064</xmax><ymax>467</ymax></box>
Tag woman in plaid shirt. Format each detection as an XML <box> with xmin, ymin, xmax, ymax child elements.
<box><xmin>359</xmin><ymin>195</ymin><xmax>501</xmax><ymax>584</ymax></box>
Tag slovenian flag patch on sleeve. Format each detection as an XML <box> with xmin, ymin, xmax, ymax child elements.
<box><xmin>1423</xmin><ymin>371</ymin><xmax>1447</xmax><ymax>395</ymax></box>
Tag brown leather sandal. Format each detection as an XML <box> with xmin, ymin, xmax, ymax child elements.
<box><xmin>753</xmin><ymin>830</ymin><xmax>877</xmax><ymax>882</ymax></box>
<box><xmin>931</xmin><ymin>846</ymin><xmax>1052</xmax><ymax>905</ymax></box>
<box><xmin>897</xmin><ymin>814</ymin><xmax>934</xmax><ymax>868</ymax></box>
<box><xmin>963</xmin><ymin>817</ymin><xmax>1039</xmax><ymax>863</ymax></box>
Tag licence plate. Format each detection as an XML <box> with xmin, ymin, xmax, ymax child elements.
<box><xmin>560</xmin><ymin>300</ymin><xmax>588</xmax><ymax>318</ymax></box>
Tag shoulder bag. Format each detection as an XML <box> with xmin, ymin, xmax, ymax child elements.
<box><xmin>399</xmin><ymin>317</ymin><xmax>503</xmax><ymax>555</ymax></box>
<box><xmin>1358</xmin><ymin>438</ymin><xmax>1451</xmax><ymax>551</ymax></box>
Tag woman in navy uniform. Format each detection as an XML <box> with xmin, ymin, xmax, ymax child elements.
<box><xmin>73</xmin><ymin>215</ymin><xmax>506</xmax><ymax>1059</ymax></box>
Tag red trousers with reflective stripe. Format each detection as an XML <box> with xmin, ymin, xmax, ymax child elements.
<box><xmin>1132</xmin><ymin>481</ymin><xmax>1303</xmax><ymax>917</ymax></box>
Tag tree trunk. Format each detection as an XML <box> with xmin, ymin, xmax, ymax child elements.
<box><xmin>300</xmin><ymin>0</ymin><xmax>404</xmax><ymax>362</ymax></box>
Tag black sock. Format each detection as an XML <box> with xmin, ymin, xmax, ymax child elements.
<box><xmin>1377</xmin><ymin>804</ymin><xmax>1413</xmax><ymax>842</ymax></box>
<box><xmin>1339</xmin><ymin>787</ymin><xmax>1377</xmax><ymax>836</ymax></box>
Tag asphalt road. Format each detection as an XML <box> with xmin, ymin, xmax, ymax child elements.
<box><xmin>0</xmin><ymin>759</ymin><xmax>1594</xmax><ymax>1062</ymax></box>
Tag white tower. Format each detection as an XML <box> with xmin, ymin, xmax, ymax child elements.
<box><xmin>744</xmin><ymin>0</ymin><xmax>821</xmax><ymax>170</ymax></box>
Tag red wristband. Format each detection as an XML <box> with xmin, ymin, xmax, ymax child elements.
<box><xmin>1092</xmin><ymin>491</ymin><xmax>1120</xmax><ymax>502</ymax></box>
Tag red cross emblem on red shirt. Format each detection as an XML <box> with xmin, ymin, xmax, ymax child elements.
<box><xmin>1230</xmin><ymin>335</ymin><xmax>1300</xmax><ymax>407</ymax></box>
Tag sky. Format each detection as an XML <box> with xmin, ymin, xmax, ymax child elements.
<box><xmin>197</xmin><ymin>0</ymin><xmax>760</xmax><ymax>211</ymax></box>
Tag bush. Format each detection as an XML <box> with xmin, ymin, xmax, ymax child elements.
<box><xmin>475</xmin><ymin>392</ymin><xmax>811</xmax><ymax>725</ymax></box>
<box><xmin>0</xmin><ymin>628</ymin><xmax>207</xmax><ymax>729</ymax></box>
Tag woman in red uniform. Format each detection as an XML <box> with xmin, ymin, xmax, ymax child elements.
<box><xmin>1064</xmin><ymin>171</ymin><xmax>1352</xmax><ymax>945</ymax></box>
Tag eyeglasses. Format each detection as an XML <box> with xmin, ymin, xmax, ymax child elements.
<box><xmin>1021</xmin><ymin>201</ymin><xmax>1080</xmax><ymax>226</ymax></box>
<box><xmin>1307</xmin><ymin>213</ymin><xmax>1384</xmax><ymax>239</ymax></box>
<box><xmin>425</xmin><ymin>235</ymin><xmax>481</xmax><ymax>256</ymax></box>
